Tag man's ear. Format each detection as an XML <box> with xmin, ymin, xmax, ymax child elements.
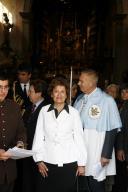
<box><xmin>28</xmin><ymin>73</ymin><xmax>32</xmax><ymax>79</ymax></box>
<box><xmin>38</xmin><ymin>92</ymin><xmax>42</xmax><ymax>97</ymax></box>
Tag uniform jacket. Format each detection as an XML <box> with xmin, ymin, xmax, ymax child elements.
<box><xmin>74</xmin><ymin>88</ymin><xmax>122</xmax><ymax>132</ymax></box>
<box><xmin>13</xmin><ymin>81</ymin><xmax>32</xmax><ymax>111</ymax></box>
<box><xmin>74</xmin><ymin>88</ymin><xmax>122</xmax><ymax>181</ymax></box>
<box><xmin>0</xmin><ymin>99</ymin><xmax>26</xmax><ymax>184</ymax></box>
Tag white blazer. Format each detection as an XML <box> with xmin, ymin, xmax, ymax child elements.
<box><xmin>32</xmin><ymin>104</ymin><xmax>87</xmax><ymax>167</ymax></box>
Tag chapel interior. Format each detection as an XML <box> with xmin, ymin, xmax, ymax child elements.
<box><xmin>0</xmin><ymin>0</ymin><xmax>128</xmax><ymax>87</ymax></box>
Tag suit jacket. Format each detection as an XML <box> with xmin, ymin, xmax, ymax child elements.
<box><xmin>23</xmin><ymin>99</ymin><xmax>48</xmax><ymax>149</ymax></box>
<box><xmin>0</xmin><ymin>99</ymin><xmax>26</xmax><ymax>184</ymax></box>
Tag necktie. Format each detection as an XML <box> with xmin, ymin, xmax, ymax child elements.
<box><xmin>31</xmin><ymin>104</ymin><xmax>36</xmax><ymax>113</ymax></box>
<box><xmin>80</xmin><ymin>96</ymin><xmax>88</xmax><ymax>128</ymax></box>
<box><xmin>80</xmin><ymin>96</ymin><xmax>88</xmax><ymax>114</ymax></box>
<box><xmin>23</xmin><ymin>84</ymin><xmax>27</xmax><ymax>98</ymax></box>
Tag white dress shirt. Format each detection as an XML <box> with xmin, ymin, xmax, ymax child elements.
<box><xmin>32</xmin><ymin>104</ymin><xmax>87</xmax><ymax>167</ymax></box>
<box><xmin>20</xmin><ymin>82</ymin><xmax>30</xmax><ymax>95</ymax></box>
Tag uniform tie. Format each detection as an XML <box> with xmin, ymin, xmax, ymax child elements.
<box><xmin>80</xmin><ymin>95</ymin><xmax>88</xmax><ymax>129</ymax></box>
<box><xmin>23</xmin><ymin>84</ymin><xmax>27</xmax><ymax>97</ymax></box>
<box><xmin>31</xmin><ymin>104</ymin><xmax>36</xmax><ymax>113</ymax></box>
<box><xmin>80</xmin><ymin>95</ymin><xmax>88</xmax><ymax>114</ymax></box>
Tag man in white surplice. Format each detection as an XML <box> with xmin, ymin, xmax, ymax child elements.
<box><xmin>74</xmin><ymin>69</ymin><xmax>122</xmax><ymax>192</ymax></box>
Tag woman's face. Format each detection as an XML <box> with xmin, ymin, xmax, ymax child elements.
<box><xmin>106</xmin><ymin>86</ymin><xmax>118</xmax><ymax>99</ymax></box>
<box><xmin>51</xmin><ymin>85</ymin><xmax>67</xmax><ymax>105</ymax></box>
<box><xmin>121</xmin><ymin>89</ymin><xmax>128</xmax><ymax>100</ymax></box>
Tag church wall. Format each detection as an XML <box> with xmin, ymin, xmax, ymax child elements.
<box><xmin>113</xmin><ymin>0</ymin><xmax>128</xmax><ymax>83</ymax></box>
<box><xmin>0</xmin><ymin>0</ymin><xmax>32</xmax><ymax>61</ymax></box>
<box><xmin>0</xmin><ymin>0</ymin><xmax>127</xmax><ymax>82</ymax></box>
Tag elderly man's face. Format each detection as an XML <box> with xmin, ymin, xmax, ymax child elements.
<box><xmin>78</xmin><ymin>73</ymin><xmax>97</xmax><ymax>94</ymax></box>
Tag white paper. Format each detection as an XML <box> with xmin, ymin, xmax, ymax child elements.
<box><xmin>7</xmin><ymin>146</ymin><xmax>36</xmax><ymax>159</ymax></box>
<box><xmin>92</xmin><ymin>162</ymin><xmax>105</xmax><ymax>178</ymax></box>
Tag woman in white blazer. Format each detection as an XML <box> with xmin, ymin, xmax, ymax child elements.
<box><xmin>32</xmin><ymin>77</ymin><xmax>87</xmax><ymax>192</ymax></box>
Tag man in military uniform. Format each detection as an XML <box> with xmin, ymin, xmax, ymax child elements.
<box><xmin>13</xmin><ymin>64</ymin><xmax>32</xmax><ymax>115</ymax></box>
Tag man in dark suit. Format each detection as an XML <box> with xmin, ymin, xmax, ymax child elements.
<box><xmin>22</xmin><ymin>79</ymin><xmax>49</xmax><ymax>192</ymax></box>
<box><xmin>13</xmin><ymin>64</ymin><xmax>32</xmax><ymax>116</ymax></box>
<box><xmin>0</xmin><ymin>70</ymin><xmax>26</xmax><ymax>192</ymax></box>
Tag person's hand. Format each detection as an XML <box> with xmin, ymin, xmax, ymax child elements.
<box><xmin>100</xmin><ymin>157</ymin><xmax>110</xmax><ymax>167</ymax></box>
<box><xmin>16</xmin><ymin>141</ymin><xmax>25</xmax><ymax>149</ymax></box>
<box><xmin>0</xmin><ymin>149</ymin><xmax>11</xmax><ymax>160</ymax></box>
<box><xmin>76</xmin><ymin>166</ymin><xmax>85</xmax><ymax>176</ymax></box>
<box><xmin>117</xmin><ymin>150</ymin><xmax>125</xmax><ymax>161</ymax></box>
<box><xmin>37</xmin><ymin>161</ymin><xmax>48</xmax><ymax>177</ymax></box>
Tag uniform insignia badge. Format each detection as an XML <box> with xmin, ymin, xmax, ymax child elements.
<box><xmin>89</xmin><ymin>105</ymin><xmax>101</xmax><ymax>119</ymax></box>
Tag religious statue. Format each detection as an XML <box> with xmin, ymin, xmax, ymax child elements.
<box><xmin>3</xmin><ymin>13</ymin><xmax>13</xmax><ymax>46</ymax></box>
<box><xmin>0</xmin><ymin>13</ymin><xmax>13</xmax><ymax>56</ymax></box>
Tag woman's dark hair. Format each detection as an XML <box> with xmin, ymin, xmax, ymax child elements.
<box><xmin>120</xmin><ymin>83</ymin><xmax>128</xmax><ymax>91</ymax></box>
<box><xmin>48</xmin><ymin>77</ymin><xmax>69</xmax><ymax>101</ymax></box>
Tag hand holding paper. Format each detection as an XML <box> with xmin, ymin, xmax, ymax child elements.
<box><xmin>93</xmin><ymin>162</ymin><xmax>105</xmax><ymax>178</ymax></box>
<box><xmin>7</xmin><ymin>147</ymin><xmax>36</xmax><ymax>159</ymax></box>
<box><xmin>0</xmin><ymin>149</ymin><xmax>11</xmax><ymax>160</ymax></box>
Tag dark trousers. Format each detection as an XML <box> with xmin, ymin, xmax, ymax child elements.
<box><xmin>0</xmin><ymin>182</ymin><xmax>14</xmax><ymax>192</ymax></box>
<box><xmin>74</xmin><ymin>176</ymin><xmax>91</xmax><ymax>192</ymax></box>
<box><xmin>112</xmin><ymin>160</ymin><xmax>127</xmax><ymax>192</ymax></box>
<box><xmin>22</xmin><ymin>157</ymin><xmax>44</xmax><ymax>192</ymax></box>
<box><xmin>87</xmin><ymin>176</ymin><xmax>105</xmax><ymax>192</ymax></box>
<box><xmin>13</xmin><ymin>159</ymin><xmax>23</xmax><ymax>192</ymax></box>
<box><xmin>41</xmin><ymin>162</ymin><xmax>77</xmax><ymax>192</ymax></box>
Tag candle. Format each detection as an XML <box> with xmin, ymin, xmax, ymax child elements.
<box><xmin>69</xmin><ymin>66</ymin><xmax>73</xmax><ymax>105</ymax></box>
